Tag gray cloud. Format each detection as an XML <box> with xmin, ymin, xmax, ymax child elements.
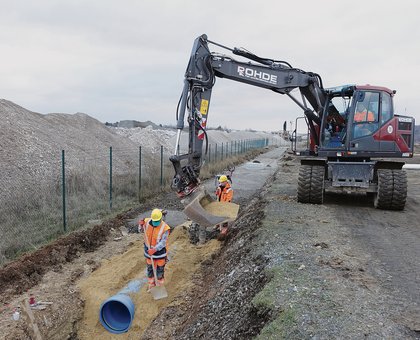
<box><xmin>0</xmin><ymin>0</ymin><xmax>419</xmax><ymax>130</ymax></box>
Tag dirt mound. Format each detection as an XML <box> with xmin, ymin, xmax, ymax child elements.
<box><xmin>0</xmin><ymin>216</ymin><xmax>115</xmax><ymax>303</ymax></box>
<box><xmin>0</xmin><ymin>99</ymin><xmax>146</xmax><ymax>181</ymax></box>
<box><xmin>0</xmin><ymin>99</ymin><xmax>183</xmax><ymax>215</ymax></box>
<box><xmin>111</xmin><ymin>125</ymin><xmax>176</xmax><ymax>154</ymax></box>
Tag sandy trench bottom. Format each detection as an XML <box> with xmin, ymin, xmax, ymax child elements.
<box><xmin>77</xmin><ymin>222</ymin><xmax>221</xmax><ymax>339</ymax></box>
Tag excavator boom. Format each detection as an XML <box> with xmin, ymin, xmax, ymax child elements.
<box><xmin>170</xmin><ymin>34</ymin><xmax>326</xmax><ymax>198</ymax></box>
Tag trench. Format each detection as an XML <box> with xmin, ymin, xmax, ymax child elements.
<box><xmin>139</xmin><ymin>175</ymin><xmax>280</xmax><ymax>339</ymax></box>
<box><xmin>77</xmin><ymin>197</ymin><xmax>277</xmax><ymax>339</ymax></box>
<box><xmin>76</xmin><ymin>148</ymin><xmax>284</xmax><ymax>338</ymax></box>
<box><xmin>77</xmin><ymin>222</ymin><xmax>222</xmax><ymax>339</ymax></box>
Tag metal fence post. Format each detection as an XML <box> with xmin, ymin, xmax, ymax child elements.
<box><xmin>138</xmin><ymin>146</ymin><xmax>142</xmax><ymax>201</ymax></box>
<box><xmin>109</xmin><ymin>146</ymin><xmax>113</xmax><ymax>210</ymax></box>
<box><xmin>215</xmin><ymin>143</ymin><xmax>218</xmax><ymax>162</ymax></box>
<box><xmin>221</xmin><ymin>142</ymin><xmax>224</xmax><ymax>161</ymax></box>
<box><xmin>208</xmin><ymin>144</ymin><xmax>211</xmax><ymax>163</ymax></box>
<box><xmin>160</xmin><ymin>145</ymin><xmax>164</xmax><ymax>188</ymax></box>
<box><xmin>61</xmin><ymin>150</ymin><xmax>67</xmax><ymax>232</ymax></box>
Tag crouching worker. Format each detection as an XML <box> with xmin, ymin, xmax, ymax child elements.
<box><xmin>139</xmin><ymin>208</ymin><xmax>171</xmax><ymax>291</ymax></box>
<box><xmin>215</xmin><ymin>175</ymin><xmax>234</xmax><ymax>237</ymax></box>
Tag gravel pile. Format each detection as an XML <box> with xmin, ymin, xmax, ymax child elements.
<box><xmin>0</xmin><ymin>100</ymin><xmax>176</xmax><ymax>199</ymax></box>
<box><xmin>111</xmin><ymin>125</ymin><xmax>176</xmax><ymax>154</ymax></box>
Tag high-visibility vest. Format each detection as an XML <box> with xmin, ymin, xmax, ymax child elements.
<box><xmin>354</xmin><ymin>110</ymin><xmax>375</xmax><ymax>122</ymax></box>
<box><xmin>215</xmin><ymin>182</ymin><xmax>233</xmax><ymax>202</ymax></box>
<box><xmin>143</xmin><ymin>219</ymin><xmax>170</xmax><ymax>259</ymax></box>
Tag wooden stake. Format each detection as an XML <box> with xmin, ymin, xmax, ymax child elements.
<box><xmin>21</xmin><ymin>300</ymin><xmax>43</xmax><ymax>340</ymax></box>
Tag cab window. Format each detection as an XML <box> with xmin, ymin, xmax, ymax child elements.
<box><xmin>353</xmin><ymin>91</ymin><xmax>379</xmax><ymax>138</ymax></box>
<box><xmin>381</xmin><ymin>92</ymin><xmax>392</xmax><ymax>123</ymax></box>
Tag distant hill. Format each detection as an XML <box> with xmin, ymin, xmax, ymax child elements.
<box><xmin>105</xmin><ymin>120</ymin><xmax>161</xmax><ymax>129</ymax></box>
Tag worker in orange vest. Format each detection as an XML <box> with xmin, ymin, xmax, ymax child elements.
<box><xmin>215</xmin><ymin>175</ymin><xmax>234</xmax><ymax>237</ymax></box>
<box><xmin>354</xmin><ymin>103</ymin><xmax>375</xmax><ymax>122</ymax></box>
<box><xmin>215</xmin><ymin>175</ymin><xmax>233</xmax><ymax>202</ymax></box>
<box><xmin>139</xmin><ymin>209</ymin><xmax>171</xmax><ymax>291</ymax></box>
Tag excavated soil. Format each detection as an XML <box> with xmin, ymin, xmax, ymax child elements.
<box><xmin>77</xmin><ymin>224</ymin><xmax>221</xmax><ymax>339</ymax></box>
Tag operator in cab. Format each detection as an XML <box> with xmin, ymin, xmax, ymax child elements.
<box><xmin>354</xmin><ymin>102</ymin><xmax>375</xmax><ymax>122</ymax></box>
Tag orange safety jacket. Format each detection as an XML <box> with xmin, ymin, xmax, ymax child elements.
<box><xmin>354</xmin><ymin>110</ymin><xmax>375</xmax><ymax>122</ymax></box>
<box><xmin>143</xmin><ymin>218</ymin><xmax>171</xmax><ymax>259</ymax></box>
<box><xmin>215</xmin><ymin>182</ymin><xmax>233</xmax><ymax>202</ymax></box>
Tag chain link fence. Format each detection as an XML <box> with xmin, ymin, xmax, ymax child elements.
<box><xmin>0</xmin><ymin>138</ymin><xmax>274</xmax><ymax>266</ymax></box>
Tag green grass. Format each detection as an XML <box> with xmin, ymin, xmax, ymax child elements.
<box><xmin>257</xmin><ymin>307</ymin><xmax>298</xmax><ymax>340</ymax></box>
<box><xmin>253</xmin><ymin>265</ymin><xmax>301</xmax><ymax>340</ymax></box>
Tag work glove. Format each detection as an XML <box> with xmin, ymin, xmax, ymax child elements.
<box><xmin>147</xmin><ymin>248</ymin><xmax>157</xmax><ymax>256</ymax></box>
<box><xmin>138</xmin><ymin>219</ymin><xmax>145</xmax><ymax>233</ymax></box>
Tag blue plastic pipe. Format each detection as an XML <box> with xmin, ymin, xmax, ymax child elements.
<box><xmin>99</xmin><ymin>244</ymin><xmax>177</xmax><ymax>333</ymax></box>
<box><xmin>99</xmin><ymin>279</ymin><xmax>144</xmax><ymax>334</ymax></box>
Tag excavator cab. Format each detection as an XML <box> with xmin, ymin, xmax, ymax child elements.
<box><xmin>297</xmin><ymin>85</ymin><xmax>414</xmax><ymax>210</ymax></box>
<box><xmin>317</xmin><ymin>85</ymin><xmax>415</xmax><ymax>157</ymax></box>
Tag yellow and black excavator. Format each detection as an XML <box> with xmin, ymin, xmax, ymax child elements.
<box><xmin>170</xmin><ymin>34</ymin><xmax>415</xmax><ymax>225</ymax></box>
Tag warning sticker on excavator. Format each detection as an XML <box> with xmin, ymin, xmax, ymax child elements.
<box><xmin>200</xmin><ymin>99</ymin><xmax>209</xmax><ymax>115</ymax></box>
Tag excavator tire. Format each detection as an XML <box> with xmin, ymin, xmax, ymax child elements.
<box><xmin>374</xmin><ymin>169</ymin><xmax>407</xmax><ymax>210</ymax></box>
<box><xmin>297</xmin><ymin>165</ymin><xmax>325</xmax><ymax>204</ymax></box>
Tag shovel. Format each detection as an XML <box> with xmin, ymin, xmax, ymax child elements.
<box><xmin>149</xmin><ymin>255</ymin><xmax>168</xmax><ymax>300</ymax></box>
<box><xmin>143</xmin><ymin>231</ymin><xmax>168</xmax><ymax>300</ymax></box>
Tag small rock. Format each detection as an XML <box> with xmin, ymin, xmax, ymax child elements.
<box><xmin>120</xmin><ymin>226</ymin><xmax>129</xmax><ymax>236</ymax></box>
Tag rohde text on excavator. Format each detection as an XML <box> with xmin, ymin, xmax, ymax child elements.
<box><xmin>170</xmin><ymin>34</ymin><xmax>415</xmax><ymax>225</ymax></box>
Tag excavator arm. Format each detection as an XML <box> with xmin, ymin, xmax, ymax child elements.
<box><xmin>170</xmin><ymin>34</ymin><xmax>327</xmax><ymax>198</ymax></box>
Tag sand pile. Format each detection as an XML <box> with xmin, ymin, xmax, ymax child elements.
<box><xmin>203</xmin><ymin>201</ymin><xmax>240</xmax><ymax>220</ymax></box>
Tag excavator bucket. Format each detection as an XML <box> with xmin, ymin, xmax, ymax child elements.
<box><xmin>182</xmin><ymin>187</ymin><xmax>240</xmax><ymax>227</ymax></box>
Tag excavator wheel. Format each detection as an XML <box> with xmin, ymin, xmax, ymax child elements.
<box><xmin>374</xmin><ymin>169</ymin><xmax>407</xmax><ymax>210</ymax></box>
<box><xmin>297</xmin><ymin>165</ymin><xmax>325</xmax><ymax>204</ymax></box>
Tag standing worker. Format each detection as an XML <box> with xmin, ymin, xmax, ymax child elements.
<box><xmin>215</xmin><ymin>175</ymin><xmax>234</xmax><ymax>237</ymax></box>
<box><xmin>138</xmin><ymin>209</ymin><xmax>171</xmax><ymax>291</ymax></box>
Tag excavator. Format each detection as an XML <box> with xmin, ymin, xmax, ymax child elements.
<box><xmin>170</xmin><ymin>34</ymin><xmax>415</xmax><ymax>226</ymax></box>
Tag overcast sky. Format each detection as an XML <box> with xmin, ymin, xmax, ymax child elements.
<box><xmin>1</xmin><ymin>0</ymin><xmax>419</xmax><ymax>131</ymax></box>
